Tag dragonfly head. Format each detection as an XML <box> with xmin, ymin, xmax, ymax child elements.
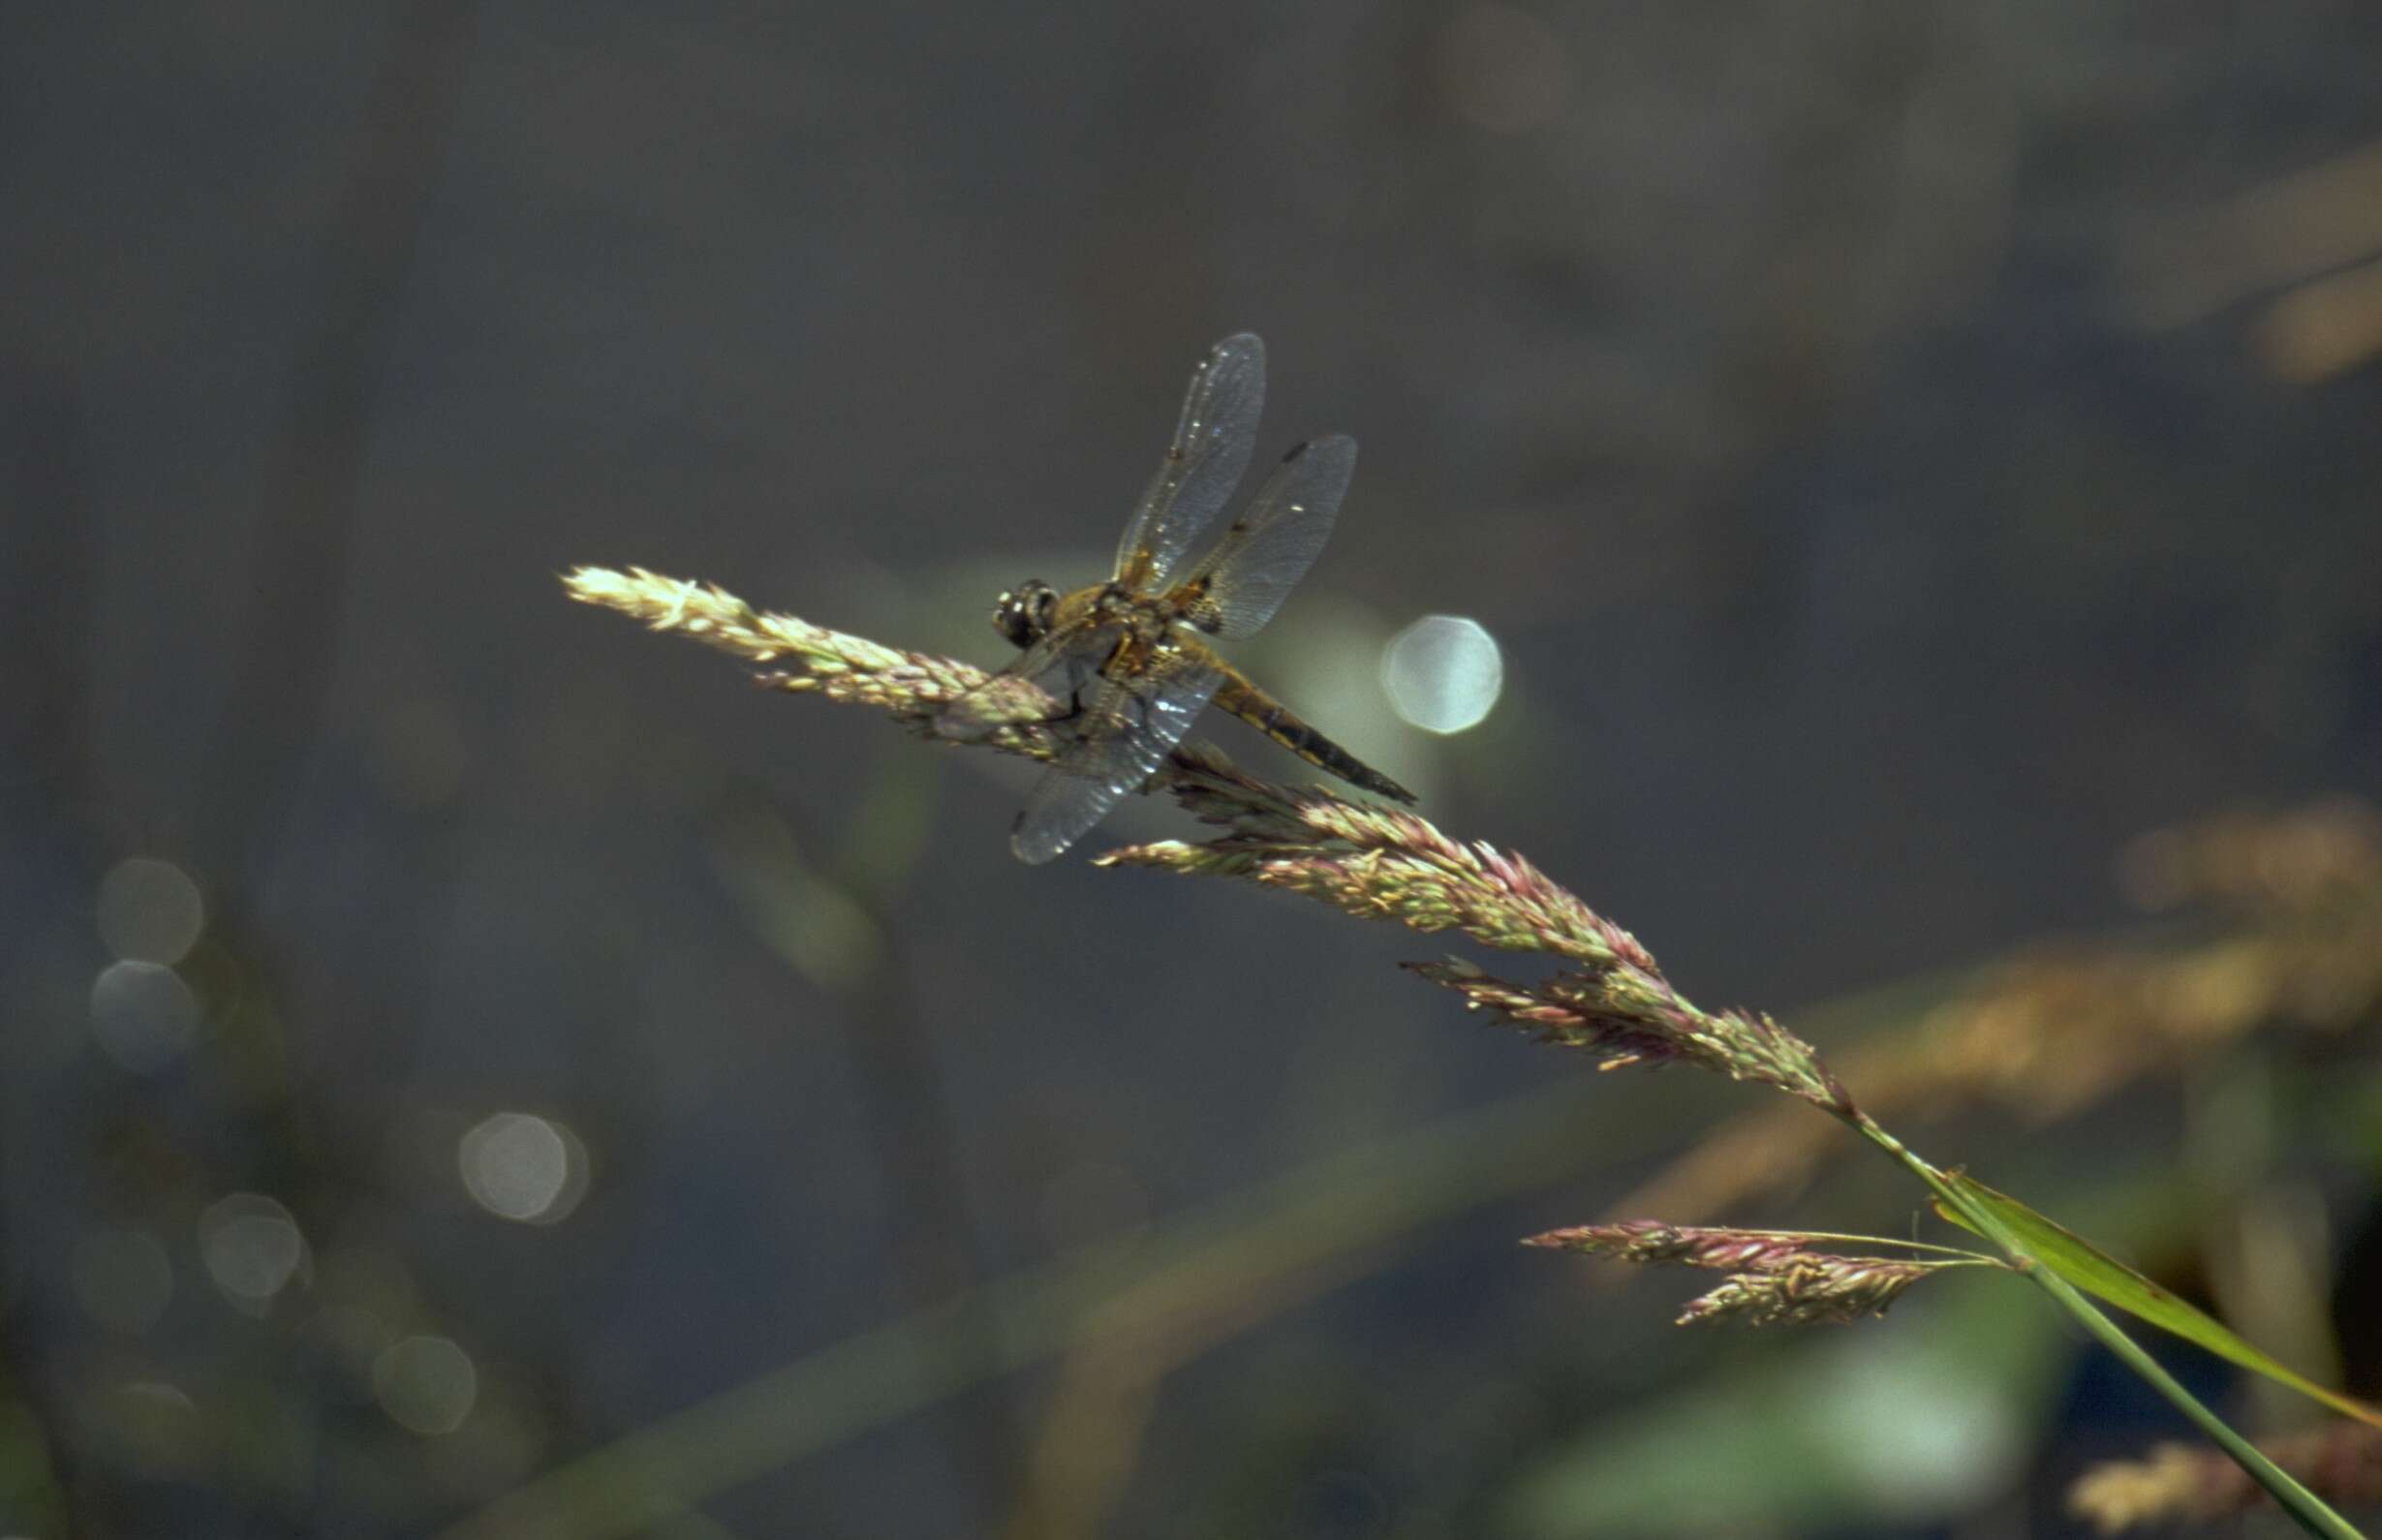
<box><xmin>993</xmin><ymin>579</ymin><xmax>1058</xmax><ymax>649</ymax></box>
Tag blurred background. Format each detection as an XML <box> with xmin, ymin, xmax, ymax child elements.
<box><xmin>5</xmin><ymin>2</ymin><xmax>2381</xmax><ymax>1535</ymax></box>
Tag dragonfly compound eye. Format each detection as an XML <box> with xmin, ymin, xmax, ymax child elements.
<box><xmin>994</xmin><ymin>581</ymin><xmax>1053</xmax><ymax>648</ymax></box>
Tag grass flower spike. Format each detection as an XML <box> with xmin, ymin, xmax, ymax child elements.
<box><xmin>565</xmin><ymin>565</ymin><xmax>2374</xmax><ymax>1539</ymax></box>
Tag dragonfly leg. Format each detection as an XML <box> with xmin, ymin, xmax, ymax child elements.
<box><xmin>1028</xmin><ymin>688</ymin><xmax>1086</xmax><ymax>726</ymax></box>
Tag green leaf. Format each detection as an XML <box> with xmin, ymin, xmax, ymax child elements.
<box><xmin>1937</xmin><ymin>1172</ymin><xmax>2382</xmax><ymax>1430</ymax></box>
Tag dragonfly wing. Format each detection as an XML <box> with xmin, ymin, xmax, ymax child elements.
<box><xmin>1010</xmin><ymin>655</ymin><xmax>1222</xmax><ymax>863</ymax></box>
<box><xmin>1113</xmin><ymin>334</ymin><xmax>1266</xmax><ymax>592</ymax></box>
<box><xmin>1169</xmin><ymin>434</ymin><xmax>1356</xmax><ymax>639</ymax></box>
<box><xmin>935</xmin><ymin>623</ymin><xmax>1117</xmax><ymax>740</ymax></box>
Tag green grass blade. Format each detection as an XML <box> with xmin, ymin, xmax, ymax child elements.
<box><xmin>1939</xmin><ymin>1172</ymin><xmax>2382</xmax><ymax>1430</ymax></box>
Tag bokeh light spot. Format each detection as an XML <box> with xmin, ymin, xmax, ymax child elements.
<box><xmin>458</xmin><ymin>1112</ymin><xmax>587</xmax><ymax>1224</ymax></box>
<box><xmin>100</xmin><ymin>1381</ymin><xmax>201</xmax><ymax>1474</ymax></box>
<box><xmin>89</xmin><ymin>961</ymin><xmax>201</xmax><ymax>1073</ymax></box>
<box><xmin>374</xmin><ymin>1335</ymin><xmax>478</xmax><ymax>1434</ymax></box>
<box><xmin>96</xmin><ymin>858</ymin><xmax>206</xmax><ymax>964</ymax></box>
<box><xmin>69</xmin><ymin>1228</ymin><xmax>173</xmax><ymax>1335</ymax></box>
<box><xmin>199</xmin><ymin>1193</ymin><xmax>306</xmax><ymax>1309</ymax></box>
<box><xmin>1381</xmin><ymin>615</ymin><xmax>1505</xmax><ymax>734</ymax></box>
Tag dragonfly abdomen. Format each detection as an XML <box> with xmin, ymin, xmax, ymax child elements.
<box><xmin>1215</xmin><ymin>674</ymin><xmax>1416</xmax><ymax>804</ymax></box>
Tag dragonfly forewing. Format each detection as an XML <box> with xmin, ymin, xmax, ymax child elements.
<box><xmin>1113</xmin><ymin>333</ymin><xmax>1266</xmax><ymax>592</ymax></box>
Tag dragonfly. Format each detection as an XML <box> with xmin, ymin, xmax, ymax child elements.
<box><xmin>936</xmin><ymin>332</ymin><xmax>1416</xmax><ymax>864</ymax></box>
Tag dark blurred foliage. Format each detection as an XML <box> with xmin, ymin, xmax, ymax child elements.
<box><xmin>2</xmin><ymin>2</ymin><xmax>2380</xmax><ymax>1537</ymax></box>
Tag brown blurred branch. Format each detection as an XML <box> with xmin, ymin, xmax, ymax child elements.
<box><xmin>2129</xmin><ymin>137</ymin><xmax>2382</xmax><ymax>329</ymax></box>
<box><xmin>2071</xmin><ymin>1420</ymin><xmax>2382</xmax><ymax>1533</ymax></box>
<box><xmin>1616</xmin><ymin>800</ymin><xmax>2382</xmax><ymax>1223</ymax></box>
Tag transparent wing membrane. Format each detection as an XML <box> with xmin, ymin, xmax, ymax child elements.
<box><xmin>1113</xmin><ymin>333</ymin><xmax>1266</xmax><ymax>591</ymax></box>
<box><xmin>934</xmin><ymin>625</ymin><xmax>1118</xmax><ymax>740</ymax></box>
<box><xmin>1009</xmin><ymin>660</ymin><xmax>1222</xmax><ymax>864</ymax></box>
<box><xmin>1169</xmin><ymin>434</ymin><xmax>1356</xmax><ymax>639</ymax></box>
